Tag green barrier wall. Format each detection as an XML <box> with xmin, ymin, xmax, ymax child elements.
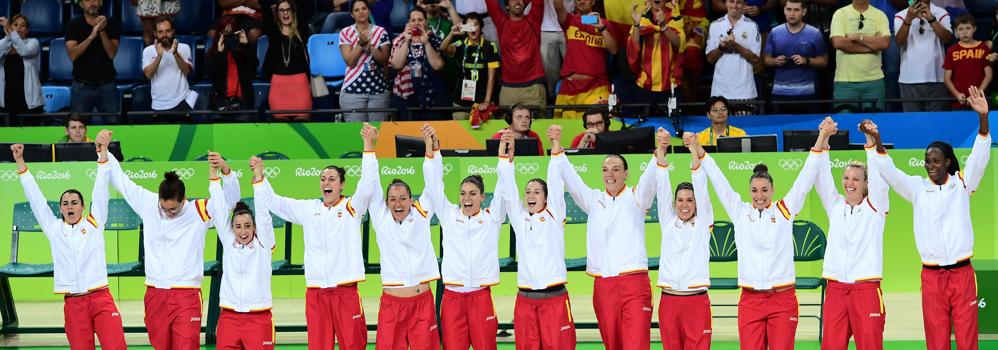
<box><xmin>0</xmin><ymin>150</ymin><xmax>996</xmax><ymax>301</ymax></box>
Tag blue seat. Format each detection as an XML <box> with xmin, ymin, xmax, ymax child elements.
<box><xmin>0</xmin><ymin>0</ymin><xmax>11</xmax><ymax>19</ymax></box>
<box><xmin>256</xmin><ymin>35</ymin><xmax>269</xmax><ymax>78</ymax></box>
<box><xmin>174</xmin><ymin>0</ymin><xmax>216</xmax><ymax>34</ymax></box>
<box><xmin>41</xmin><ymin>86</ymin><xmax>71</xmax><ymax>113</ymax></box>
<box><xmin>22</xmin><ymin>0</ymin><xmax>64</xmax><ymax>36</ymax></box>
<box><xmin>113</xmin><ymin>36</ymin><xmax>146</xmax><ymax>82</ymax></box>
<box><xmin>307</xmin><ymin>34</ymin><xmax>347</xmax><ymax>88</ymax></box>
<box><xmin>388</xmin><ymin>0</ymin><xmax>412</xmax><ymax>33</ymax></box>
<box><xmin>47</xmin><ymin>38</ymin><xmax>74</xmax><ymax>83</ymax></box>
<box><xmin>176</xmin><ymin>35</ymin><xmax>199</xmax><ymax>83</ymax></box>
<box><xmin>129</xmin><ymin>84</ymin><xmax>152</xmax><ymax>112</ymax></box>
<box><xmin>320</xmin><ymin>12</ymin><xmax>354</xmax><ymax>33</ymax></box>
<box><xmin>253</xmin><ymin>82</ymin><xmax>271</xmax><ymax>110</ymax></box>
<box><xmin>121</xmin><ymin>0</ymin><xmax>144</xmax><ymax>34</ymax></box>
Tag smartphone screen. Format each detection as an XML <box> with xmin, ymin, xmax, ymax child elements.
<box><xmin>581</xmin><ymin>15</ymin><xmax>598</xmax><ymax>25</ymax></box>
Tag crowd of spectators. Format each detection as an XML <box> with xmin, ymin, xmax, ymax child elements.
<box><xmin>0</xmin><ymin>0</ymin><xmax>997</xmax><ymax>127</ymax></box>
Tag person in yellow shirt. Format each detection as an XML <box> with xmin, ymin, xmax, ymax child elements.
<box><xmin>697</xmin><ymin>96</ymin><xmax>746</xmax><ymax>146</ymax></box>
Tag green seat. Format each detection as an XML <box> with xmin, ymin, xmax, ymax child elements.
<box><xmin>647</xmin><ymin>257</ymin><xmax>660</xmax><ymax>270</ymax></box>
<box><xmin>2</xmin><ymin>201</ymin><xmax>60</xmax><ymax>277</ymax></box>
<box><xmin>340</xmin><ymin>151</ymin><xmax>363</xmax><ymax>159</ymax></box>
<box><xmin>792</xmin><ymin>219</ymin><xmax>828</xmax><ymax>341</ymax></box>
<box><xmin>0</xmin><ymin>263</ymin><xmax>54</xmax><ymax>277</ymax></box>
<box><xmin>105</xmin><ymin>199</ymin><xmax>144</xmax><ymax>276</ymax></box>
<box><xmin>708</xmin><ymin>221</ymin><xmax>737</xmax><ymax>290</ymax></box>
<box><xmin>204</xmin><ymin>261</ymin><xmax>221</xmax><ymax>272</ymax></box>
<box><xmin>565</xmin><ymin>258</ymin><xmax>587</xmax><ymax>271</ymax></box>
<box><xmin>125</xmin><ymin>156</ymin><xmax>153</xmax><ymax>162</ymax></box>
<box><xmin>564</xmin><ymin>195</ymin><xmax>588</xmax><ymax>271</ymax></box>
<box><xmin>645</xmin><ymin>197</ymin><xmax>659</xmax><ymax>223</ymax></box>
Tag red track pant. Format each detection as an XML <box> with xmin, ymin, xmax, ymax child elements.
<box><xmin>593</xmin><ymin>272</ymin><xmax>653</xmax><ymax>350</ymax></box>
<box><xmin>376</xmin><ymin>290</ymin><xmax>440</xmax><ymax>350</ymax></box>
<box><xmin>440</xmin><ymin>287</ymin><xmax>498</xmax><ymax>350</ymax></box>
<box><xmin>216</xmin><ymin>309</ymin><xmax>275</xmax><ymax>350</ymax></box>
<box><xmin>513</xmin><ymin>291</ymin><xmax>576</xmax><ymax>350</ymax></box>
<box><xmin>658</xmin><ymin>292</ymin><xmax>712</xmax><ymax>350</ymax></box>
<box><xmin>821</xmin><ymin>281</ymin><xmax>886</xmax><ymax>350</ymax></box>
<box><xmin>144</xmin><ymin>287</ymin><xmax>202</xmax><ymax>350</ymax></box>
<box><xmin>737</xmin><ymin>287</ymin><xmax>798</xmax><ymax>350</ymax></box>
<box><xmin>305</xmin><ymin>286</ymin><xmax>368</xmax><ymax>350</ymax></box>
<box><xmin>921</xmin><ymin>264</ymin><xmax>979</xmax><ymax>350</ymax></box>
<box><xmin>64</xmin><ymin>288</ymin><xmax>127</xmax><ymax>350</ymax></box>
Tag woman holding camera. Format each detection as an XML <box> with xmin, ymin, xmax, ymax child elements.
<box><xmin>207</xmin><ymin>15</ymin><xmax>257</xmax><ymax>120</ymax></box>
<box><xmin>390</xmin><ymin>7</ymin><xmax>449</xmax><ymax>121</ymax></box>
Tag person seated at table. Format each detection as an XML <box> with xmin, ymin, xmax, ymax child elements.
<box><xmin>570</xmin><ymin>107</ymin><xmax>610</xmax><ymax>149</ymax></box>
<box><xmin>57</xmin><ymin>114</ymin><xmax>93</xmax><ymax>143</ymax></box>
<box><xmin>489</xmin><ymin>104</ymin><xmax>544</xmax><ymax>155</ymax></box>
<box><xmin>697</xmin><ymin>96</ymin><xmax>746</xmax><ymax>146</ymax></box>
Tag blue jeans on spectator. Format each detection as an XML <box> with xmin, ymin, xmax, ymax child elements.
<box><xmin>883</xmin><ymin>38</ymin><xmax>901</xmax><ymax>111</ymax></box>
<box><xmin>71</xmin><ymin>81</ymin><xmax>120</xmax><ymax>124</ymax></box>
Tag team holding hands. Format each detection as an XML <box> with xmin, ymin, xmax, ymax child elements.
<box><xmin>10</xmin><ymin>86</ymin><xmax>992</xmax><ymax>350</ymax></box>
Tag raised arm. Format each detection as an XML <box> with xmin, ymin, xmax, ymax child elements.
<box><xmin>700</xmin><ymin>153</ymin><xmax>744</xmax><ymax>218</ymax></box>
<box><xmin>546</xmin><ymin>151</ymin><xmax>567</xmax><ymax>221</ymax></box>
<box><xmin>206</xmin><ymin>151</ymin><xmax>240</xmax><ymax>210</ymax></box>
<box><xmin>207</xmin><ymin>165</ymin><xmax>234</xmax><ymax>245</ymax></box>
<box><xmin>11</xmin><ymin>144</ymin><xmax>58</xmax><ymax>231</ymax></box>
<box><xmin>252</xmin><ymin>160</ymin><xmax>307</xmax><ymax>225</ymax></box>
<box><xmin>635</xmin><ymin>128</ymin><xmax>670</xmax><ymax>211</ymax></box>
<box><xmin>778</xmin><ymin>149</ymin><xmax>822</xmax><ymax>217</ymax></box>
<box><xmin>89</xmin><ymin>131</ymin><xmax>113</xmax><ymax>227</ymax></box>
<box><xmin>248</xmin><ymin>158</ymin><xmax>277</xmax><ymax>249</ymax></box>
<box><xmin>961</xmin><ymin>86</ymin><xmax>992</xmax><ymax>192</ymax></box>
<box><xmin>862</xmin><ymin>120</ymin><xmax>920</xmax><ymax>203</ymax></box>
<box><xmin>105</xmin><ymin>141</ymin><xmax>159</xmax><ymax>217</ymax></box>
<box><xmin>690</xmin><ymin>155</ymin><xmax>714</xmax><ymax>227</ymax></box>
<box><xmin>420</xmin><ymin>125</ymin><xmax>456</xmax><ymax>221</ymax></box>
<box><xmin>7</xmin><ymin>33</ymin><xmax>40</xmax><ymax>59</ymax></box>
<box><xmin>487</xmin><ymin>157</ymin><xmax>508</xmax><ymax>225</ymax></box>
<box><xmin>548</xmin><ymin>125</ymin><xmax>595</xmax><ymax>213</ymax></box>
<box><xmin>350</xmin><ymin>123</ymin><xmax>381</xmax><ymax>218</ymax></box>
<box><xmin>810</xmin><ymin>118</ymin><xmax>840</xmax><ymax>212</ymax></box>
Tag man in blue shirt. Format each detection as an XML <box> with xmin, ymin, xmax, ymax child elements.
<box><xmin>763</xmin><ymin>0</ymin><xmax>828</xmax><ymax>115</ymax></box>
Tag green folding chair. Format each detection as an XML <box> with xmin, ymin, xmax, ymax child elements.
<box><xmin>708</xmin><ymin>220</ymin><xmax>738</xmax><ymax>290</ymax></box>
<box><xmin>105</xmin><ymin>199</ymin><xmax>144</xmax><ymax>276</ymax></box>
<box><xmin>563</xmin><ymin>193</ymin><xmax>588</xmax><ymax>271</ymax></box>
<box><xmin>793</xmin><ymin>219</ymin><xmax>827</xmax><ymax>340</ymax></box>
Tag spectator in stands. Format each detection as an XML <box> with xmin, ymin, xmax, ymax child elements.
<box><xmin>490</xmin><ymin>104</ymin><xmax>545</xmax><ymax>155</ymax></box>
<box><xmin>134</xmin><ymin>0</ymin><xmax>181</xmax><ymax>46</ymax></box>
<box><xmin>895</xmin><ymin>0</ymin><xmax>952</xmax><ymax>112</ymax></box>
<box><xmin>0</xmin><ymin>15</ymin><xmax>43</xmax><ymax>116</ymax></box>
<box><xmin>213</xmin><ymin>0</ymin><xmax>264</xmax><ymax>46</ymax></box>
<box><xmin>679</xmin><ymin>0</ymin><xmax>709</xmax><ymax>103</ymax></box>
<box><xmin>339</xmin><ymin>0</ymin><xmax>392</xmax><ymax>122</ymax></box>
<box><xmin>763</xmin><ymin>0</ymin><xmax>828</xmax><ymax>115</ymax></box>
<box><xmin>263</xmin><ymin>0</ymin><xmax>312</xmax><ymax>121</ymax></box>
<box><xmin>390</xmin><ymin>7</ymin><xmax>449</xmax><ymax>120</ymax></box>
<box><xmin>706</xmin><ymin>0</ymin><xmax>762</xmax><ymax>101</ymax></box>
<box><xmin>625</xmin><ymin>0</ymin><xmax>685</xmax><ymax>111</ymax></box>
<box><xmin>262</xmin><ymin>0</ymin><xmax>313</xmax><ymax>37</ymax></box>
<box><xmin>943</xmin><ymin>14</ymin><xmax>992</xmax><ymax>109</ymax></box>
<box><xmin>441</xmin><ymin>12</ymin><xmax>499</xmax><ymax>120</ymax></box>
<box><xmin>830</xmin><ymin>0</ymin><xmax>891</xmax><ymax>112</ymax></box>
<box><xmin>142</xmin><ymin>17</ymin><xmax>196</xmax><ymax>122</ymax></box>
<box><xmin>541</xmin><ymin>0</ymin><xmax>570</xmax><ymax>101</ymax></box>
<box><xmin>869</xmin><ymin>0</ymin><xmax>904</xmax><ymax>106</ymax></box>
<box><xmin>456</xmin><ymin>0</ymin><xmax>497</xmax><ymax>41</ymax></box>
<box><xmin>421</xmin><ymin>0</ymin><xmax>461</xmax><ymax>102</ymax></box>
<box><xmin>552</xmin><ymin>0</ymin><xmax>616</xmax><ymax>120</ymax></box>
<box><xmin>712</xmin><ymin>0</ymin><xmax>775</xmax><ymax>38</ymax></box>
<box><xmin>697</xmin><ymin>96</ymin><xmax>746</xmax><ymax>146</ymax></box>
<box><xmin>801</xmin><ymin>0</ymin><xmax>839</xmax><ymax>35</ymax></box>
<box><xmin>570</xmin><ymin>107</ymin><xmax>610</xmax><ymax>149</ymax></box>
<box><xmin>930</xmin><ymin>0</ymin><xmax>966</xmax><ymax>18</ymax></box>
<box><xmin>486</xmin><ymin>0</ymin><xmax>547</xmax><ymax>117</ymax></box>
<box><xmin>66</xmin><ymin>0</ymin><xmax>121</xmax><ymax>121</ymax></box>
<box><xmin>58</xmin><ymin>114</ymin><xmax>93</xmax><ymax>143</ymax></box>
<box><xmin>206</xmin><ymin>15</ymin><xmax>257</xmax><ymax>119</ymax></box>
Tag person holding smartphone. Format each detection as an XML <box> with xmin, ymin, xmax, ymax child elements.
<box><xmin>390</xmin><ymin>7</ymin><xmax>449</xmax><ymax>120</ymax></box>
<box><xmin>551</xmin><ymin>0</ymin><xmax>617</xmax><ymax>120</ymax></box>
<box><xmin>441</xmin><ymin>12</ymin><xmax>500</xmax><ymax>121</ymax></box>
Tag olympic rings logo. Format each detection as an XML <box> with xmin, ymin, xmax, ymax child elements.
<box><xmin>778</xmin><ymin>159</ymin><xmax>803</xmax><ymax>171</ymax></box>
<box><xmin>516</xmin><ymin>162</ymin><xmax>540</xmax><ymax>175</ymax></box>
<box><xmin>442</xmin><ymin>163</ymin><xmax>453</xmax><ymax>176</ymax></box>
<box><xmin>86</xmin><ymin>168</ymin><xmax>97</xmax><ymax>180</ymax></box>
<box><xmin>171</xmin><ymin>168</ymin><xmax>196</xmax><ymax>180</ymax></box>
<box><xmin>263</xmin><ymin>167</ymin><xmax>281</xmax><ymax>179</ymax></box>
<box><xmin>0</xmin><ymin>170</ymin><xmax>16</xmax><ymax>182</ymax></box>
<box><xmin>345</xmin><ymin>165</ymin><xmax>362</xmax><ymax>177</ymax></box>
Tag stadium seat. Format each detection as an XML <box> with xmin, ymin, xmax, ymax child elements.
<box><xmin>129</xmin><ymin>84</ymin><xmax>152</xmax><ymax>112</ymax></box>
<box><xmin>176</xmin><ymin>35</ymin><xmax>199</xmax><ymax>83</ymax></box>
<box><xmin>114</xmin><ymin>36</ymin><xmax>147</xmax><ymax>82</ymax></box>
<box><xmin>41</xmin><ymin>86</ymin><xmax>71</xmax><ymax>113</ymax></box>
<box><xmin>563</xmin><ymin>194</ymin><xmax>588</xmax><ymax>271</ymax></box>
<box><xmin>256</xmin><ymin>151</ymin><xmax>289</xmax><ymax>160</ymax></box>
<box><xmin>253</xmin><ymin>82</ymin><xmax>271</xmax><ymax>110</ymax></box>
<box><xmin>0</xmin><ymin>0</ymin><xmax>10</xmax><ymax>19</ymax></box>
<box><xmin>320</xmin><ymin>12</ymin><xmax>354</xmax><ymax>33</ymax></box>
<box><xmin>174</xmin><ymin>0</ymin><xmax>216</xmax><ymax>34</ymax></box>
<box><xmin>47</xmin><ymin>38</ymin><xmax>74</xmax><ymax>83</ymax></box>
<box><xmin>256</xmin><ymin>35</ymin><xmax>269</xmax><ymax>78</ymax></box>
<box><xmin>104</xmin><ymin>199</ymin><xmax>144</xmax><ymax>276</ymax></box>
<box><xmin>120</xmin><ymin>0</ymin><xmax>144</xmax><ymax>35</ymax></box>
<box><xmin>707</xmin><ymin>221</ymin><xmax>738</xmax><ymax>289</ymax></box>
<box><xmin>0</xmin><ymin>202</ymin><xmax>60</xmax><ymax>277</ymax></box>
<box><xmin>307</xmin><ymin>34</ymin><xmax>347</xmax><ymax>88</ymax></box>
<box><xmin>792</xmin><ymin>220</ymin><xmax>827</xmax><ymax>339</ymax></box>
<box><xmin>21</xmin><ymin>0</ymin><xmax>64</xmax><ymax>37</ymax></box>
<box><xmin>388</xmin><ymin>0</ymin><xmax>412</xmax><ymax>33</ymax></box>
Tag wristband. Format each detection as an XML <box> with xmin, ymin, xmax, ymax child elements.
<box><xmin>928</xmin><ymin>17</ymin><xmax>937</xmax><ymax>24</ymax></box>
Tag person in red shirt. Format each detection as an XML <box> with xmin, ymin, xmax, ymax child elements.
<box><xmin>490</xmin><ymin>104</ymin><xmax>545</xmax><ymax>155</ymax></box>
<box><xmin>943</xmin><ymin>14</ymin><xmax>993</xmax><ymax>109</ymax></box>
<box><xmin>570</xmin><ymin>107</ymin><xmax>610</xmax><ymax>149</ymax></box>
<box><xmin>551</xmin><ymin>0</ymin><xmax>617</xmax><ymax>119</ymax></box>
<box><xmin>486</xmin><ymin>0</ymin><xmax>547</xmax><ymax>117</ymax></box>
<box><xmin>624</xmin><ymin>0</ymin><xmax>685</xmax><ymax>110</ymax></box>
